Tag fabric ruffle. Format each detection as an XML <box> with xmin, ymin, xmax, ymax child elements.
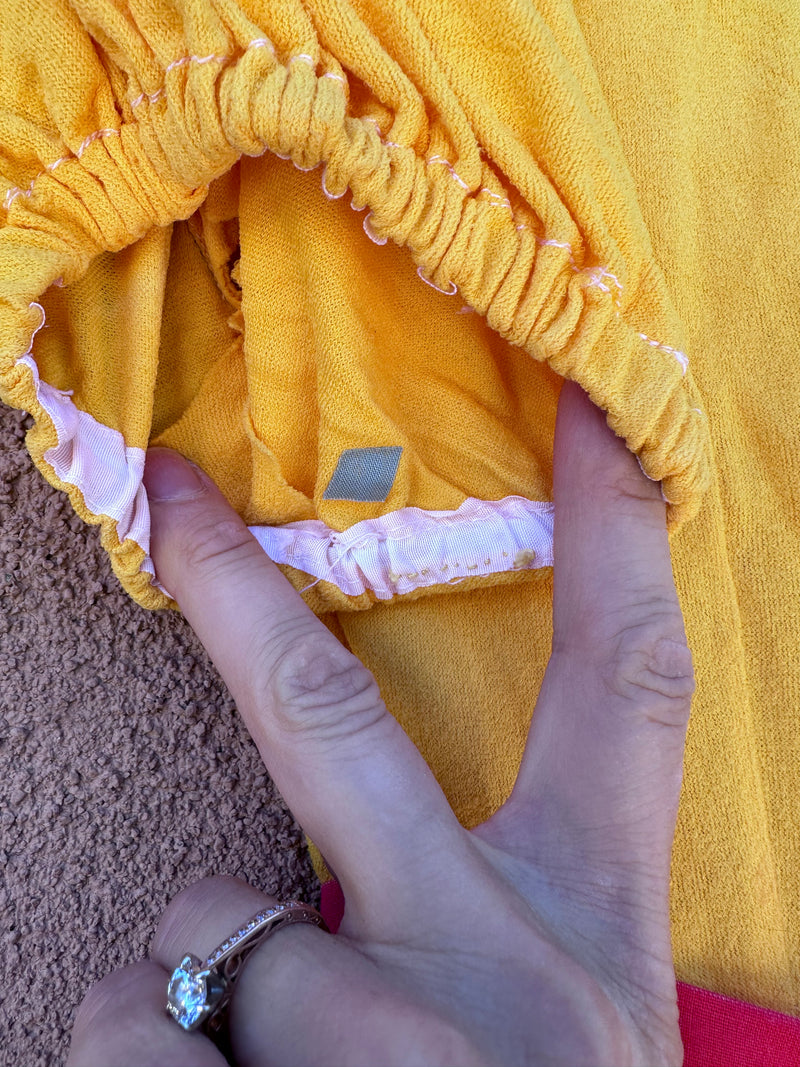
<box><xmin>0</xmin><ymin>0</ymin><xmax>711</xmax><ymax>611</ymax></box>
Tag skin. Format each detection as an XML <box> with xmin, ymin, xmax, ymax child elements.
<box><xmin>67</xmin><ymin>381</ymin><xmax>694</xmax><ymax>1066</ymax></box>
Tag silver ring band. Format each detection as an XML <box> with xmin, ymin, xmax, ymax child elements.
<box><xmin>166</xmin><ymin>901</ymin><xmax>328</xmax><ymax>1034</ymax></box>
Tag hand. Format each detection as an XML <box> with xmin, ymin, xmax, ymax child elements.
<box><xmin>67</xmin><ymin>380</ymin><xmax>693</xmax><ymax>1066</ymax></box>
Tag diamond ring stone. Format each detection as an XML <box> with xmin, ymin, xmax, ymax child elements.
<box><xmin>166</xmin><ymin>902</ymin><xmax>328</xmax><ymax>1033</ymax></box>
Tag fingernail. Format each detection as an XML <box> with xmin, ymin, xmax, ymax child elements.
<box><xmin>143</xmin><ymin>448</ymin><xmax>206</xmax><ymax>502</ymax></box>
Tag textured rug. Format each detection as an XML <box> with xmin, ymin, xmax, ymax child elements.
<box><xmin>0</xmin><ymin>402</ymin><xmax>318</xmax><ymax>1065</ymax></box>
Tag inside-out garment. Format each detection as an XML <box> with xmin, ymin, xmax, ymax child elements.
<box><xmin>1</xmin><ymin>0</ymin><xmax>798</xmax><ymax>1018</ymax></box>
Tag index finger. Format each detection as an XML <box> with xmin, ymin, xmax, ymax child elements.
<box><xmin>143</xmin><ymin>449</ymin><xmax>460</xmax><ymax>913</ymax></box>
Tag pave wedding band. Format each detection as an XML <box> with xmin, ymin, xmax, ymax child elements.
<box><xmin>166</xmin><ymin>901</ymin><xmax>329</xmax><ymax>1034</ymax></box>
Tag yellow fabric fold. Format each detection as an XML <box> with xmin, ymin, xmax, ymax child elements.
<box><xmin>1</xmin><ymin>0</ymin><xmax>798</xmax><ymax>1016</ymax></box>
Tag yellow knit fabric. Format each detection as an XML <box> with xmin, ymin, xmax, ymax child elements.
<box><xmin>1</xmin><ymin>0</ymin><xmax>797</xmax><ymax>1014</ymax></box>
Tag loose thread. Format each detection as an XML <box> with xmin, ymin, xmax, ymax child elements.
<box><xmin>297</xmin><ymin>535</ymin><xmax>370</xmax><ymax>594</ymax></box>
<box><xmin>14</xmin><ymin>302</ymin><xmax>47</xmax><ymax>365</ymax></box>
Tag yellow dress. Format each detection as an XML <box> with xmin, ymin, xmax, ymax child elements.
<box><xmin>1</xmin><ymin>0</ymin><xmax>797</xmax><ymax>1014</ymax></box>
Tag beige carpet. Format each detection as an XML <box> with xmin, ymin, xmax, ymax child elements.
<box><xmin>0</xmin><ymin>402</ymin><xmax>319</xmax><ymax>1065</ymax></box>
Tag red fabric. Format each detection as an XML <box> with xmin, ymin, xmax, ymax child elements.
<box><xmin>320</xmin><ymin>878</ymin><xmax>345</xmax><ymax>934</ymax></box>
<box><xmin>677</xmin><ymin>981</ymin><xmax>800</xmax><ymax>1066</ymax></box>
<box><xmin>319</xmin><ymin>880</ymin><xmax>800</xmax><ymax>1066</ymax></box>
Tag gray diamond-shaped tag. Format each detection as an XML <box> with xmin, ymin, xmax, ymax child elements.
<box><xmin>323</xmin><ymin>447</ymin><xmax>403</xmax><ymax>502</ymax></box>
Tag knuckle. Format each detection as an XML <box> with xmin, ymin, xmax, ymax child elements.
<box><xmin>607</xmin><ymin>467</ymin><xmax>665</xmax><ymax>509</ymax></box>
<box><xmin>152</xmin><ymin>875</ymin><xmax>259</xmax><ymax>957</ymax></box>
<box><xmin>603</xmin><ymin>621</ymin><xmax>696</xmax><ymax>715</ymax></box>
<box><xmin>177</xmin><ymin>516</ymin><xmax>258</xmax><ymax>580</ymax></box>
<box><xmin>265</xmin><ymin>632</ymin><xmax>386</xmax><ymax>743</ymax></box>
<box><xmin>163</xmin><ymin>874</ymin><xmax>249</xmax><ymax>919</ymax></box>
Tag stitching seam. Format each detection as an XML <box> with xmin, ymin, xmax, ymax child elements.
<box><xmin>3</xmin><ymin>38</ymin><xmax>689</xmax><ymax>373</ymax></box>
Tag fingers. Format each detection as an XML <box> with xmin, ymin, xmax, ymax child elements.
<box><xmin>143</xmin><ymin>449</ymin><xmax>460</xmax><ymax>912</ymax></box>
<box><xmin>68</xmin><ymin>877</ymin><xmax>291</xmax><ymax>1067</ymax></box>
<box><xmin>148</xmin><ymin>875</ymin><xmax>471</xmax><ymax>1067</ymax></box>
<box><xmin>148</xmin><ymin>875</ymin><xmax>362</xmax><ymax>1067</ymax></box>
<box><xmin>70</xmin><ymin>876</ymin><xmax>335</xmax><ymax>1067</ymax></box>
<box><xmin>507</xmin><ymin>381</ymin><xmax>694</xmax><ymax>868</ymax></box>
<box><xmin>67</xmin><ymin>959</ymin><xmax>227</xmax><ymax>1066</ymax></box>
